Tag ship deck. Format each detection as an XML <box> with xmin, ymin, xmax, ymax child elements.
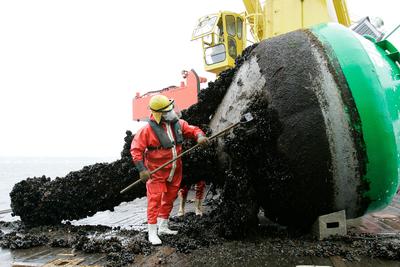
<box><xmin>1</xmin><ymin>192</ymin><xmax>399</xmax><ymax>266</ymax></box>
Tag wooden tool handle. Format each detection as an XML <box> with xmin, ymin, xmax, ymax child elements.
<box><xmin>120</xmin><ymin>121</ymin><xmax>240</xmax><ymax>194</ymax></box>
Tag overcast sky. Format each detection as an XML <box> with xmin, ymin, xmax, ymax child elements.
<box><xmin>0</xmin><ymin>0</ymin><xmax>398</xmax><ymax>158</ymax></box>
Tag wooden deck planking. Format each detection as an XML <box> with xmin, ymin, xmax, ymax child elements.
<box><xmin>2</xmin><ymin>191</ymin><xmax>400</xmax><ymax>266</ymax></box>
<box><xmin>310</xmin><ymin>255</ymin><xmax>333</xmax><ymax>265</ymax></box>
<box><xmin>348</xmin><ymin>194</ymin><xmax>400</xmax><ymax>235</ymax></box>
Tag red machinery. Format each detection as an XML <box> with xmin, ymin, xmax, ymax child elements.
<box><xmin>132</xmin><ymin>69</ymin><xmax>207</xmax><ymax>121</ymax></box>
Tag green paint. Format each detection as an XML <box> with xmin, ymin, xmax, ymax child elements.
<box><xmin>311</xmin><ymin>23</ymin><xmax>400</xmax><ymax>213</ymax></box>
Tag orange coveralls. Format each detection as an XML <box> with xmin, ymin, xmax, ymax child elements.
<box><xmin>130</xmin><ymin>117</ymin><xmax>204</xmax><ymax>224</ymax></box>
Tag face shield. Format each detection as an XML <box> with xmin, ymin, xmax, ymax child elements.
<box><xmin>162</xmin><ymin>105</ymin><xmax>181</xmax><ymax>122</ymax></box>
<box><xmin>162</xmin><ymin>110</ymin><xmax>178</xmax><ymax>121</ymax></box>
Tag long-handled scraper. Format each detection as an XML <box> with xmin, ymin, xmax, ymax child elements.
<box><xmin>120</xmin><ymin>112</ymin><xmax>254</xmax><ymax>194</ymax></box>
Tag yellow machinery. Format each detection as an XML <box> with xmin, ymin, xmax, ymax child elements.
<box><xmin>192</xmin><ymin>0</ymin><xmax>351</xmax><ymax>74</ymax></box>
<box><xmin>190</xmin><ymin>0</ymin><xmax>400</xmax><ymax>225</ymax></box>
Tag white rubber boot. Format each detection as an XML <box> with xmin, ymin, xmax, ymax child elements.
<box><xmin>194</xmin><ymin>199</ymin><xmax>203</xmax><ymax>216</ymax></box>
<box><xmin>158</xmin><ymin>218</ymin><xmax>178</xmax><ymax>235</ymax></box>
<box><xmin>147</xmin><ymin>224</ymin><xmax>162</xmax><ymax>245</ymax></box>
<box><xmin>177</xmin><ymin>195</ymin><xmax>186</xmax><ymax>217</ymax></box>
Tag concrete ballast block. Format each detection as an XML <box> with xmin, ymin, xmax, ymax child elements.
<box><xmin>313</xmin><ymin>210</ymin><xmax>347</xmax><ymax>240</ymax></box>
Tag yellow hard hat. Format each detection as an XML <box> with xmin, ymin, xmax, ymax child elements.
<box><xmin>149</xmin><ymin>94</ymin><xmax>174</xmax><ymax>123</ymax></box>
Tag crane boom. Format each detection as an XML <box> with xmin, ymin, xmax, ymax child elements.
<box><xmin>242</xmin><ymin>0</ymin><xmax>264</xmax><ymax>42</ymax></box>
<box><xmin>333</xmin><ymin>0</ymin><xmax>351</xmax><ymax>26</ymax></box>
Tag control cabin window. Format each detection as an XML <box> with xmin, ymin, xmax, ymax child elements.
<box><xmin>228</xmin><ymin>37</ymin><xmax>237</xmax><ymax>58</ymax></box>
<box><xmin>205</xmin><ymin>44</ymin><xmax>226</xmax><ymax>65</ymax></box>
<box><xmin>192</xmin><ymin>15</ymin><xmax>218</xmax><ymax>39</ymax></box>
<box><xmin>226</xmin><ymin>15</ymin><xmax>236</xmax><ymax>37</ymax></box>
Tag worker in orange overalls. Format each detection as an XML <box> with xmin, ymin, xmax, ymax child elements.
<box><xmin>177</xmin><ymin>180</ymin><xmax>206</xmax><ymax>216</ymax></box>
<box><xmin>130</xmin><ymin>94</ymin><xmax>209</xmax><ymax>245</ymax></box>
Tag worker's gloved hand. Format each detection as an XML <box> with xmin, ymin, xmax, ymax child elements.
<box><xmin>197</xmin><ymin>136</ymin><xmax>210</xmax><ymax>147</ymax></box>
<box><xmin>139</xmin><ymin>170</ymin><xmax>151</xmax><ymax>183</ymax></box>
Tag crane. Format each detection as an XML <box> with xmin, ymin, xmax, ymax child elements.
<box><xmin>192</xmin><ymin>0</ymin><xmax>351</xmax><ymax>74</ymax></box>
